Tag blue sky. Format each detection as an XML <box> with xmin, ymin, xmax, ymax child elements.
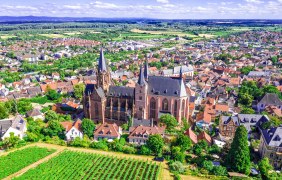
<box><xmin>1</xmin><ymin>0</ymin><xmax>282</xmax><ymax>19</ymax></box>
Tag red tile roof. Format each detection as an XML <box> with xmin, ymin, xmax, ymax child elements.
<box><xmin>128</xmin><ymin>125</ymin><xmax>165</xmax><ymax>138</ymax></box>
<box><xmin>185</xmin><ymin>128</ymin><xmax>198</xmax><ymax>144</ymax></box>
<box><xmin>94</xmin><ymin>123</ymin><xmax>121</xmax><ymax>138</ymax></box>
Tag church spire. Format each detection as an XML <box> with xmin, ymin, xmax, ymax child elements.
<box><xmin>180</xmin><ymin>66</ymin><xmax>183</xmax><ymax>79</ymax></box>
<box><xmin>98</xmin><ymin>47</ymin><xmax>107</xmax><ymax>72</ymax></box>
<box><xmin>138</xmin><ymin>65</ymin><xmax>146</xmax><ymax>86</ymax></box>
<box><xmin>144</xmin><ymin>59</ymin><xmax>149</xmax><ymax>80</ymax></box>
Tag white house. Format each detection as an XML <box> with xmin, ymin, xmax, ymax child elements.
<box><xmin>2</xmin><ymin>115</ymin><xmax>27</xmax><ymax>140</ymax></box>
<box><xmin>60</xmin><ymin>119</ymin><xmax>83</xmax><ymax>141</ymax></box>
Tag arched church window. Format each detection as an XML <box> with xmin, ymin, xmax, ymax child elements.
<box><xmin>150</xmin><ymin>98</ymin><xmax>156</xmax><ymax>119</ymax></box>
<box><xmin>162</xmin><ymin>99</ymin><xmax>169</xmax><ymax>111</ymax></box>
<box><xmin>95</xmin><ymin>103</ymin><xmax>99</xmax><ymax>117</ymax></box>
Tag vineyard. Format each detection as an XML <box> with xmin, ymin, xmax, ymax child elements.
<box><xmin>15</xmin><ymin>150</ymin><xmax>162</xmax><ymax>180</ymax></box>
<box><xmin>0</xmin><ymin>146</ymin><xmax>56</xmax><ymax>179</ymax></box>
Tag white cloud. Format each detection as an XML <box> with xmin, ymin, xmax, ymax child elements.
<box><xmin>245</xmin><ymin>0</ymin><xmax>264</xmax><ymax>4</ymax></box>
<box><xmin>156</xmin><ymin>0</ymin><xmax>169</xmax><ymax>4</ymax></box>
<box><xmin>0</xmin><ymin>0</ymin><xmax>281</xmax><ymax>19</ymax></box>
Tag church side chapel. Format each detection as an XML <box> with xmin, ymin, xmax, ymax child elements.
<box><xmin>84</xmin><ymin>48</ymin><xmax>190</xmax><ymax>126</ymax></box>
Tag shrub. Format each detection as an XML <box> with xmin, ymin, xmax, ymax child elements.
<box><xmin>123</xmin><ymin>145</ymin><xmax>136</xmax><ymax>154</ymax></box>
<box><xmin>139</xmin><ymin>145</ymin><xmax>151</xmax><ymax>155</ymax></box>
<box><xmin>169</xmin><ymin>161</ymin><xmax>185</xmax><ymax>174</ymax></box>
<box><xmin>90</xmin><ymin>140</ymin><xmax>108</xmax><ymax>151</ymax></box>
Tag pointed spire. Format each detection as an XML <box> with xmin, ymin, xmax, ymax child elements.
<box><xmin>138</xmin><ymin>65</ymin><xmax>146</xmax><ymax>86</ymax></box>
<box><xmin>144</xmin><ymin>59</ymin><xmax>149</xmax><ymax>80</ymax></box>
<box><xmin>98</xmin><ymin>47</ymin><xmax>107</xmax><ymax>72</ymax></box>
<box><xmin>180</xmin><ymin>66</ymin><xmax>183</xmax><ymax>79</ymax></box>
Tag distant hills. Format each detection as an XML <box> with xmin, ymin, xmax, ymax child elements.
<box><xmin>0</xmin><ymin>16</ymin><xmax>282</xmax><ymax>25</ymax></box>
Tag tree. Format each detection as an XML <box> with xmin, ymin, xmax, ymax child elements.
<box><xmin>263</xmin><ymin>85</ymin><xmax>280</xmax><ymax>95</ymax></box>
<box><xmin>193</xmin><ymin>144</ymin><xmax>203</xmax><ymax>156</ymax></box>
<box><xmin>174</xmin><ymin>134</ymin><xmax>192</xmax><ymax>152</ymax></box>
<box><xmin>202</xmin><ymin>160</ymin><xmax>214</xmax><ymax>172</ymax></box>
<box><xmin>147</xmin><ymin>134</ymin><xmax>164</xmax><ymax>157</ymax></box>
<box><xmin>169</xmin><ymin>161</ymin><xmax>185</xmax><ymax>174</ymax></box>
<box><xmin>258</xmin><ymin>157</ymin><xmax>273</xmax><ymax>180</ymax></box>
<box><xmin>198</xmin><ymin>140</ymin><xmax>208</xmax><ymax>151</ymax></box>
<box><xmin>46</xmin><ymin>89</ymin><xmax>60</xmax><ymax>101</ymax></box>
<box><xmin>212</xmin><ymin>166</ymin><xmax>228</xmax><ymax>176</ymax></box>
<box><xmin>45</xmin><ymin>110</ymin><xmax>59</xmax><ymax>122</ymax></box>
<box><xmin>2</xmin><ymin>132</ymin><xmax>20</xmax><ymax>149</ymax></box>
<box><xmin>240</xmin><ymin>66</ymin><xmax>254</xmax><ymax>75</ymax></box>
<box><xmin>238</xmin><ymin>93</ymin><xmax>253</xmax><ymax>106</ymax></box>
<box><xmin>225</xmin><ymin>125</ymin><xmax>251</xmax><ymax>175</ymax></box>
<box><xmin>240</xmin><ymin>107</ymin><xmax>255</xmax><ymax>114</ymax></box>
<box><xmin>160</xmin><ymin>114</ymin><xmax>178</xmax><ymax>131</ymax></box>
<box><xmin>181</xmin><ymin>118</ymin><xmax>190</xmax><ymax>131</ymax></box>
<box><xmin>139</xmin><ymin>145</ymin><xmax>151</xmax><ymax>155</ymax></box>
<box><xmin>81</xmin><ymin>118</ymin><xmax>95</xmax><ymax>138</ymax></box>
<box><xmin>270</xmin><ymin>116</ymin><xmax>282</xmax><ymax>127</ymax></box>
<box><xmin>0</xmin><ymin>104</ymin><xmax>9</xmax><ymax>119</ymax></box>
<box><xmin>73</xmin><ymin>83</ymin><xmax>85</xmax><ymax>99</ymax></box>
<box><xmin>17</xmin><ymin>100</ymin><xmax>32</xmax><ymax>114</ymax></box>
<box><xmin>42</xmin><ymin>120</ymin><xmax>65</xmax><ymax>139</ymax></box>
<box><xmin>271</xmin><ymin>56</ymin><xmax>278</xmax><ymax>64</ymax></box>
<box><xmin>171</xmin><ymin>146</ymin><xmax>185</xmax><ymax>162</ymax></box>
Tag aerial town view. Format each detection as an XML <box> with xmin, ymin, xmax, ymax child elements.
<box><xmin>0</xmin><ymin>0</ymin><xmax>282</xmax><ymax>180</ymax></box>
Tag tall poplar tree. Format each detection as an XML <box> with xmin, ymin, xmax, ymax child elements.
<box><xmin>225</xmin><ymin>125</ymin><xmax>251</xmax><ymax>175</ymax></box>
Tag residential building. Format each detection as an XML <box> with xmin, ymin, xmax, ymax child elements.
<box><xmin>93</xmin><ymin>123</ymin><xmax>122</xmax><ymax>141</ymax></box>
<box><xmin>259</xmin><ymin>127</ymin><xmax>282</xmax><ymax>170</ymax></box>
<box><xmin>257</xmin><ymin>93</ymin><xmax>282</xmax><ymax>112</ymax></box>
<box><xmin>1</xmin><ymin>115</ymin><xmax>27</xmax><ymax>140</ymax></box>
<box><xmin>128</xmin><ymin>125</ymin><xmax>165</xmax><ymax>145</ymax></box>
<box><xmin>60</xmin><ymin>119</ymin><xmax>83</xmax><ymax>141</ymax></box>
<box><xmin>219</xmin><ymin>114</ymin><xmax>269</xmax><ymax>139</ymax></box>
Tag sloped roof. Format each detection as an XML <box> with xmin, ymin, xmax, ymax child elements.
<box><xmin>185</xmin><ymin>128</ymin><xmax>198</xmax><ymax>144</ymax></box>
<box><xmin>128</xmin><ymin>125</ymin><xmax>165</xmax><ymax>138</ymax></box>
<box><xmin>147</xmin><ymin>76</ymin><xmax>187</xmax><ymax>97</ymax></box>
<box><xmin>94</xmin><ymin>123</ymin><xmax>121</xmax><ymax>137</ymax></box>
<box><xmin>198</xmin><ymin>131</ymin><xmax>212</xmax><ymax>144</ymax></box>
<box><xmin>26</xmin><ymin>109</ymin><xmax>42</xmax><ymax>117</ymax></box>
<box><xmin>258</xmin><ymin>93</ymin><xmax>282</xmax><ymax>106</ymax></box>
<box><xmin>261</xmin><ymin>127</ymin><xmax>282</xmax><ymax>147</ymax></box>
<box><xmin>107</xmin><ymin>86</ymin><xmax>134</xmax><ymax>98</ymax></box>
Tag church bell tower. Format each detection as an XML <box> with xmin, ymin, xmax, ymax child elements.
<box><xmin>97</xmin><ymin>48</ymin><xmax>111</xmax><ymax>92</ymax></box>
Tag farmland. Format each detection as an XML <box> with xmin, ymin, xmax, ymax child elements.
<box><xmin>131</xmin><ymin>28</ymin><xmax>198</xmax><ymax>38</ymax></box>
<box><xmin>0</xmin><ymin>146</ymin><xmax>56</xmax><ymax>179</ymax></box>
<box><xmin>15</xmin><ymin>150</ymin><xmax>161</xmax><ymax>180</ymax></box>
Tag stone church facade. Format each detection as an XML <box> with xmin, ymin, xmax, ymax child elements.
<box><xmin>83</xmin><ymin>48</ymin><xmax>190</xmax><ymax>125</ymax></box>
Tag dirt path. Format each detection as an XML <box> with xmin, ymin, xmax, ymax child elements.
<box><xmin>2</xmin><ymin>143</ymin><xmax>204</xmax><ymax>180</ymax></box>
<box><xmin>3</xmin><ymin>146</ymin><xmax>64</xmax><ymax>180</ymax></box>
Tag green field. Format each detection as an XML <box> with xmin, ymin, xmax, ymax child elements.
<box><xmin>0</xmin><ymin>146</ymin><xmax>56</xmax><ymax>179</ymax></box>
<box><xmin>15</xmin><ymin>150</ymin><xmax>161</xmax><ymax>180</ymax></box>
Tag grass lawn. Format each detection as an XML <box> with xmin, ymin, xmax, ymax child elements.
<box><xmin>39</xmin><ymin>34</ymin><xmax>67</xmax><ymax>38</ymax></box>
<box><xmin>0</xmin><ymin>34</ymin><xmax>17</xmax><ymax>39</ymax></box>
<box><xmin>131</xmin><ymin>28</ymin><xmax>198</xmax><ymax>37</ymax></box>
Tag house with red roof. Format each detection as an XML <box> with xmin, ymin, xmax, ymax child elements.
<box><xmin>185</xmin><ymin>128</ymin><xmax>212</xmax><ymax>145</ymax></box>
<box><xmin>60</xmin><ymin>119</ymin><xmax>83</xmax><ymax>141</ymax></box>
<box><xmin>94</xmin><ymin>123</ymin><xmax>122</xmax><ymax>141</ymax></box>
<box><xmin>128</xmin><ymin>125</ymin><xmax>165</xmax><ymax>145</ymax></box>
